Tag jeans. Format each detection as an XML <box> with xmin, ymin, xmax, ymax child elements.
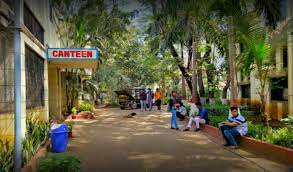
<box><xmin>140</xmin><ymin>100</ymin><xmax>146</xmax><ymax>110</ymax></box>
<box><xmin>149</xmin><ymin>99</ymin><xmax>153</xmax><ymax>111</ymax></box>
<box><xmin>170</xmin><ymin>109</ymin><xmax>179</xmax><ymax>129</ymax></box>
<box><xmin>156</xmin><ymin>99</ymin><xmax>161</xmax><ymax>110</ymax></box>
<box><xmin>220</xmin><ymin>125</ymin><xmax>240</xmax><ymax>145</ymax></box>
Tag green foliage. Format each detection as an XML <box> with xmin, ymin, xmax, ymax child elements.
<box><xmin>23</xmin><ymin>114</ymin><xmax>50</xmax><ymax>165</ymax></box>
<box><xmin>205</xmin><ymin>104</ymin><xmax>229</xmax><ymax>116</ymax></box>
<box><xmin>0</xmin><ymin>139</ymin><xmax>14</xmax><ymax>172</ymax></box>
<box><xmin>185</xmin><ymin>104</ymin><xmax>191</xmax><ymax>117</ymax></box>
<box><xmin>208</xmin><ymin>115</ymin><xmax>227</xmax><ymax>127</ymax></box>
<box><xmin>65</xmin><ymin>121</ymin><xmax>76</xmax><ymax>132</ymax></box>
<box><xmin>247</xmin><ymin>122</ymin><xmax>293</xmax><ymax>148</ymax></box>
<box><xmin>0</xmin><ymin>113</ymin><xmax>50</xmax><ymax>172</ymax></box>
<box><xmin>247</xmin><ymin>122</ymin><xmax>270</xmax><ymax>140</ymax></box>
<box><xmin>79</xmin><ymin>103</ymin><xmax>93</xmax><ymax>112</ymax></box>
<box><xmin>281</xmin><ymin>115</ymin><xmax>293</xmax><ymax>130</ymax></box>
<box><xmin>37</xmin><ymin>153</ymin><xmax>81</xmax><ymax>172</ymax></box>
<box><xmin>71</xmin><ymin>107</ymin><xmax>77</xmax><ymax>115</ymax></box>
<box><xmin>162</xmin><ymin>97</ymin><xmax>170</xmax><ymax>105</ymax></box>
<box><xmin>266</xmin><ymin>128</ymin><xmax>293</xmax><ymax>148</ymax></box>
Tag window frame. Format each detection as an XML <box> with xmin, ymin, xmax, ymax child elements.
<box><xmin>23</xmin><ymin>2</ymin><xmax>45</xmax><ymax>45</ymax></box>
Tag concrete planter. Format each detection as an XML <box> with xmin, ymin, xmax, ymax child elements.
<box><xmin>21</xmin><ymin>141</ymin><xmax>50</xmax><ymax>172</ymax></box>
<box><xmin>201</xmin><ymin>125</ymin><xmax>293</xmax><ymax>165</ymax></box>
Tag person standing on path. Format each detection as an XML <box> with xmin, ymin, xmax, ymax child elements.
<box><xmin>154</xmin><ymin>88</ymin><xmax>162</xmax><ymax>111</ymax></box>
<box><xmin>147</xmin><ymin>88</ymin><xmax>154</xmax><ymax>111</ymax></box>
<box><xmin>140</xmin><ymin>90</ymin><xmax>147</xmax><ymax>111</ymax></box>
<box><xmin>169</xmin><ymin>90</ymin><xmax>181</xmax><ymax>130</ymax></box>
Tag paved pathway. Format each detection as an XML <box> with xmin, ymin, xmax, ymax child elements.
<box><xmin>68</xmin><ymin>107</ymin><xmax>291</xmax><ymax>172</ymax></box>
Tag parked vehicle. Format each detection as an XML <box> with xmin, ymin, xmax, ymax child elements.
<box><xmin>115</xmin><ymin>88</ymin><xmax>145</xmax><ymax>110</ymax></box>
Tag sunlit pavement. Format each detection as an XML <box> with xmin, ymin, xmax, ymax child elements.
<box><xmin>68</xmin><ymin>106</ymin><xmax>290</xmax><ymax>172</ymax></box>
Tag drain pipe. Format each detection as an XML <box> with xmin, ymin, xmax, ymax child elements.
<box><xmin>14</xmin><ymin>0</ymin><xmax>22</xmax><ymax>171</ymax></box>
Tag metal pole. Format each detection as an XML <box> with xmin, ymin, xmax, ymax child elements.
<box><xmin>14</xmin><ymin>0</ymin><xmax>22</xmax><ymax>171</ymax></box>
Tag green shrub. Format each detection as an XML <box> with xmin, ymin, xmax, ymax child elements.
<box><xmin>247</xmin><ymin>122</ymin><xmax>269</xmax><ymax>140</ymax></box>
<box><xmin>71</xmin><ymin>107</ymin><xmax>77</xmax><ymax>115</ymax></box>
<box><xmin>0</xmin><ymin>139</ymin><xmax>14</xmax><ymax>172</ymax></box>
<box><xmin>247</xmin><ymin>122</ymin><xmax>293</xmax><ymax>148</ymax></box>
<box><xmin>267</xmin><ymin>128</ymin><xmax>293</xmax><ymax>148</ymax></box>
<box><xmin>79</xmin><ymin>103</ymin><xmax>93</xmax><ymax>112</ymax></box>
<box><xmin>185</xmin><ymin>104</ymin><xmax>191</xmax><ymax>116</ymax></box>
<box><xmin>109</xmin><ymin>96</ymin><xmax>119</xmax><ymax>107</ymax></box>
<box><xmin>205</xmin><ymin>104</ymin><xmax>229</xmax><ymax>116</ymax></box>
<box><xmin>37</xmin><ymin>153</ymin><xmax>81</xmax><ymax>172</ymax></box>
<box><xmin>208</xmin><ymin>115</ymin><xmax>227</xmax><ymax>127</ymax></box>
<box><xmin>281</xmin><ymin>115</ymin><xmax>293</xmax><ymax>130</ymax></box>
<box><xmin>162</xmin><ymin>97</ymin><xmax>170</xmax><ymax>105</ymax></box>
<box><xmin>0</xmin><ymin>114</ymin><xmax>50</xmax><ymax>172</ymax></box>
<box><xmin>23</xmin><ymin>114</ymin><xmax>50</xmax><ymax>165</ymax></box>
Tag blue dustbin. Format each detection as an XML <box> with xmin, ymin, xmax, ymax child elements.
<box><xmin>50</xmin><ymin>124</ymin><xmax>68</xmax><ymax>153</ymax></box>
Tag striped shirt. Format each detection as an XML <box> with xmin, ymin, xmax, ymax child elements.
<box><xmin>228</xmin><ymin>114</ymin><xmax>248</xmax><ymax>136</ymax></box>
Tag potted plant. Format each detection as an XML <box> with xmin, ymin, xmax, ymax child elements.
<box><xmin>66</xmin><ymin>121</ymin><xmax>75</xmax><ymax>138</ymax></box>
<box><xmin>71</xmin><ymin>107</ymin><xmax>77</xmax><ymax>119</ymax></box>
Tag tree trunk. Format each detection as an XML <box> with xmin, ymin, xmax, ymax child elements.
<box><xmin>228</xmin><ymin>17</ymin><xmax>238</xmax><ymax>106</ymax></box>
<box><xmin>222</xmin><ymin>78</ymin><xmax>230</xmax><ymax>99</ymax></box>
<box><xmin>197</xmin><ymin>68</ymin><xmax>205</xmax><ymax>97</ymax></box>
<box><xmin>191</xmin><ymin>40</ymin><xmax>198</xmax><ymax>98</ymax></box>
<box><xmin>187</xmin><ymin>38</ymin><xmax>193</xmax><ymax>71</ymax></box>
<box><xmin>169</xmin><ymin>44</ymin><xmax>192</xmax><ymax>91</ymax></box>
<box><xmin>181</xmin><ymin>43</ymin><xmax>186</xmax><ymax>99</ymax></box>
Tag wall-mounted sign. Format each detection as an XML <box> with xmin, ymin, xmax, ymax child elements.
<box><xmin>46</xmin><ymin>48</ymin><xmax>98</xmax><ymax>60</ymax></box>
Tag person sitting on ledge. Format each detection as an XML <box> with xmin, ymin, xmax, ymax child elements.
<box><xmin>184</xmin><ymin>102</ymin><xmax>208</xmax><ymax>132</ymax></box>
<box><xmin>218</xmin><ymin>106</ymin><xmax>248</xmax><ymax>149</ymax></box>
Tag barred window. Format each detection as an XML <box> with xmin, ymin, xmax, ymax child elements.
<box><xmin>24</xmin><ymin>3</ymin><xmax>44</xmax><ymax>44</ymax></box>
<box><xmin>283</xmin><ymin>47</ymin><xmax>287</xmax><ymax>68</ymax></box>
<box><xmin>271</xmin><ymin>77</ymin><xmax>288</xmax><ymax>101</ymax></box>
<box><xmin>241</xmin><ymin>84</ymin><xmax>250</xmax><ymax>98</ymax></box>
<box><xmin>0</xmin><ymin>35</ymin><xmax>14</xmax><ymax>114</ymax></box>
<box><xmin>25</xmin><ymin>45</ymin><xmax>44</xmax><ymax>109</ymax></box>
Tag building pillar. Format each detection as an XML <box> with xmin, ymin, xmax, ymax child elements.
<box><xmin>288</xmin><ymin>31</ymin><xmax>293</xmax><ymax>115</ymax></box>
<box><xmin>48</xmin><ymin>67</ymin><xmax>62</xmax><ymax>120</ymax></box>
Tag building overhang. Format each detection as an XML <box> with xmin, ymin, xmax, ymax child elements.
<box><xmin>48</xmin><ymin>60</ymin><xmax>98</xmax><ymax>69</ymax></box>
<box><xmin>268</xmin><ymin>70</ymin><xmax>287</xmax><ymax>78</ymax></box>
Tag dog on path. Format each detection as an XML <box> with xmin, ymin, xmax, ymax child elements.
<box><xmin>123</xmin><ymin>112</ymin><xmax>137</xmax><ymax>118</ymax></box>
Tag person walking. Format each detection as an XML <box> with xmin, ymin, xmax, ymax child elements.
<box><xmin>147</xmin><ymin>88</ymin><xmax>154</xmax><ymax>111</ymax></box>
<box><xmin>154</xmin><ymin>88</ymin><xmax>162</xmax><ymax>111</ymax></box>
<box><xmin>169</xmin><ymin>90</ymin><xmax>181</xmax><ymax>130</ymax></box>
<box><xmin>140</xmin><ymin>90</ymin><xmax>147</xmax><ymax>111</ymax></box>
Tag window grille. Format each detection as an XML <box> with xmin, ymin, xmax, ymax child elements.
<box><xmin>25</xmin><ymin>45</ymin><xmax>44</xmax><ymax>109</ymax></box>
<box><xmin>283</xmin><ymin>47</ymin><xmax>287</xmax><ymax>68</ymax></box>
<box><xmin>241</xmin><ymin>84</ymin><xmax>250</xmax><ymax>98</ymax></box>
<box><xmin>271</xmin><ymin>77</ymin><xmax>288</xmax><ymax>101</ymax></box>
<box><xmin>0</xmin><ymin>35</ymin><xmax>14</xmax><ymax>114</ymax></box>
<box><xmin>24</xmin><ymin>3</ymin><xmax>44</xmax><ymax>44</ymax></box>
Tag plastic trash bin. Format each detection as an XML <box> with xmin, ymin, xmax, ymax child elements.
<box><xmin>50</xmin><ymin>124</ymin><xmax>68</xmax><ymax>153</ymax></box>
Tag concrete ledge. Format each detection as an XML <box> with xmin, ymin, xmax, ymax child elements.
<box><xmin>201</xmin><ymin>124</ymin><xmax>293</xmax><ymax>165</ymax></box>
<box><xmin>21</xmin><ymin>141</ymin><xmax>50</xmax><ymax>172</ymax></box>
